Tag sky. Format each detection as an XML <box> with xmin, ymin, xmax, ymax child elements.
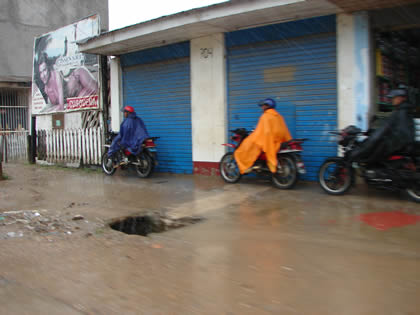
<box><xmin>108</xmin><ymin>0</ymin><xmax>229</xmax><ymax>30</ymax></box>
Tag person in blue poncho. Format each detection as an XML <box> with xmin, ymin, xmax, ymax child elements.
<box><xmin>107</xmin><ymin>105</ymin><xmax>150</xmax><ymax>163</ymax></box>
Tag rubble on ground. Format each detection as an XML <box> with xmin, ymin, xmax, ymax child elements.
<box><xmin>0</xmin><ymin>209</ymin><xmax>103</xmax><ymax>240</ymax></box>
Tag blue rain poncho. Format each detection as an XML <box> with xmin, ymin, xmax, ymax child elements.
<box><xmin>108</xmin><ymin>112</ymin><xmax>150</xmax><ymax>156</ymax></box>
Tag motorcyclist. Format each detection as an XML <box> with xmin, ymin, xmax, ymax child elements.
<box><xmin>349</xmin><ymin>88</ymin><xmax>415</xmax><ymax>162</ymax></box>
<box><xmin>107</xmin><ymin>105</ymin><xmax>150</xmax><ymax>164</ymax></box>
<box><xmin>234</xmin><ymin>98</ymin><xmax>292</xmax><ymax>174</ymax></box>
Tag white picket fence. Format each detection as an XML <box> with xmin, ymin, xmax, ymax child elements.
<box><xmin>37</xmin><ymin>127</ymin><xmax>103</xmax><ymax>165</ymax></box>
<box><xmin>0</xmin><ymin>131</ymin><xmax>28</xmax><ymax>162</ymax></box>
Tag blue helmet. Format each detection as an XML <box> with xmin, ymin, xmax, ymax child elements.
<box><xmin>258</xmin><ymin>98</ymin><xmax>276</xmax><ymax>109</ymax></box>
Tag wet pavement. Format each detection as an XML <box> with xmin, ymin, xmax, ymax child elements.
<box><xmin>1</xmin><ymin>163</ymin><xmax>419</xmax><ymax>314</ymax></box>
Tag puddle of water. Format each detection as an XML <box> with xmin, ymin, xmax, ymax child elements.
<box><xmin>109</xmin><ymin>214</ymin><xmax>203</xmax><ymax>236</ymax></box>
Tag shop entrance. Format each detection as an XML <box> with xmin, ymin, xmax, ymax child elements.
<box><xmin>372</xmin><ymin>4</ymin><xmax>420</xmax><ymax>129</ymax></box>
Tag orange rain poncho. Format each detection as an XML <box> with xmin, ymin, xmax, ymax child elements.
<box><xmin>234</xmin><ymin>108</ymin><xmax>292</xmax><ymax>174</ymax></box>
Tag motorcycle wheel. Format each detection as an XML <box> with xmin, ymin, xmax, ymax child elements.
<box><xmin>318</xmin><ymin>158</ymin><xmax>353</xmax><ymax>195</ymax></box>
<box><xmin>135</xmin><ymin>152</ymin><xmax>153</xmax><ymax>178</ymax></box>
<box><xmin>219</xmin><ymin>152</ymin><xmax>241</xmax><ymax>183</ymax></box>
<box><xmin>406</xmin><ymin>181</ymin><xmax>420</xmax><ymax>203</ymax></box>
<box><xmin>101</xmin><ymin>152</ymin><xmax>116</xmax><ymax>176</ymax></box>
<box><xmin>272</xmin><ymin>155</ymin><xmax>298</xmax><ymax>189</ymax></box>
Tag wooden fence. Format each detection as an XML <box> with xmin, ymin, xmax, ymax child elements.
<box><xmin>37</xmin><ymin>127</ymin><xmax>103</xmax><ymax>165</ymax></box>
<box><xmin>0</xmin><ymin>131</ymin><xmax>28</xmax><ymax>162</ymax></box>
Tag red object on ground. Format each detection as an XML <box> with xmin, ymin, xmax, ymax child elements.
<box><xmin>193</xmin><ymin>161</ymin><xmax>220</xmax><ymax>176</ymax></box>
<box><xmin>357</xmin><ymin>211</ymin><xmax>420</xmax><ymax>230</ymax></box>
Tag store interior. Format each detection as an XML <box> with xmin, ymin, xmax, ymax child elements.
<box><xmin>375</xmin><ymin>29</ymin><xmax>420</xmax><ymax>114</ymax></box>
<box><xmin>372</xmin><ymin>3</ymin><xmax>420</xmax><ymax>126</ymax></box>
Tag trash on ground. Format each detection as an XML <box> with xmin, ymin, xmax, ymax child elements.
<box><xmin>0</xmin><ymin>209</ymin><xmax>102</xmax><ymax>240</ymax></box>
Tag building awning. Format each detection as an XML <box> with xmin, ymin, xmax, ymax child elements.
<box><xmin>79</xmin><ymin>0</ymin><xmax>420</xmax><ymax>56</ymax></box>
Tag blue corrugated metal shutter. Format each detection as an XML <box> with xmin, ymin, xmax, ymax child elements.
<box><xmin>121</xmin><ymin>43</ymin><xmax>192</xmax><ymax>174</ymax></box>
<box><xmin>226</xmin><ymin>16</ymin><xmax>337</xmax><ymax>180</ymax></box>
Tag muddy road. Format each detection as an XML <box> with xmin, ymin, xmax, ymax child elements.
<box><xmin>1</xmin><ymin>163</ymin><xmax>419</xmax><ymax>314</ymax></box>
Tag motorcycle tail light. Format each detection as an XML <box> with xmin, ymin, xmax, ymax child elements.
<box><xmin>232</xmin><ymin>135</ymin><xmax>241</xmax><ymax>142</ymax></box>
<box><xmin>289</xmin><ymin>142</ymin><xmax>302</xmax><ymax>150</ymax></box>
<box><xmin>145</xmin><ymin>140</ymin><xmax>156</xmax><ymax>147</ymax></box>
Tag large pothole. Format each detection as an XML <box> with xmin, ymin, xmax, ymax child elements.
<box><xmin>109</xmin><ymin>213</ymin><xmax>203</xmax><ymax>236</ymax></box>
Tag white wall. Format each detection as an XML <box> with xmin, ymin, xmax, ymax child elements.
<box><xmin>337</xmin><ymin>12</ymin><xmax>373</xmax><ymax>131</ymax></box>
<box><xmin>36</xmin><ymin>112</ymin><xmax>82</xmax><ymax>130</ymax></box>
<box><xmin>65</xmin><ymin>112</ymin><xmax>82</xmax><ymax>129</ymax></box>
<box><xmin>337</xmin><ymin>14</ymin><xmax>356</xmax><ymax>130</ymax></box>
<box><xmin>110</xmin><ymin>57</ymin><xmax>123</xmax><ymax>132</ymax></box>
<box><xmin>190</xmin><ymin>34</ymin><xmax>226</xmax><ymax>162</ymax></box>
<box><xmin>35</xmin><ymin>115</ymin><xmax>52</xmax><ymax>130</ymax></box>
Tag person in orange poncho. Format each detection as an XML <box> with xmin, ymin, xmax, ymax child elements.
<box><xmin>234</xmin><ymin>98</ymin><xmax>292</xmax><ymax>174</ymax></box>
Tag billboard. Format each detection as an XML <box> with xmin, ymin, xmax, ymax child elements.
<box><xmin>32</xmin><ymin>15</ymin><xmax>100</xmax><ymax>115</ymax></box>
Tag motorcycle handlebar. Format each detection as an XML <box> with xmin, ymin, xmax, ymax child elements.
<box><xmin>330</xmin><ymin>130</ymin><xmax>366</xmax><ymax>136</ymax></box>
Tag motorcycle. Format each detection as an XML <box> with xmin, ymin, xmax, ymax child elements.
<box><xmin>318</xmin><ymin>125</ymin><xmax>420</xmax><ymax>203</ymax></box>
<box><xmin>219</xmin><ymin>128</ymin><xmax>307</xmax><ymax>189</ymax></box>
<box><xmin>101</xmin><ymin>132</ymin><xmax>159</xmax><ymax>178</ymax></box>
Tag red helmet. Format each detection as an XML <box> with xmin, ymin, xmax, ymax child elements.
<box><xmin>123</xmin><ymin>105</ymin><xmax>134</xmax><ymax>113</ymax></box>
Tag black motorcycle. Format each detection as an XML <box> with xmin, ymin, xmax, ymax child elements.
<box><xmin>101</xmin><ymin>132</ymin><xmax>159</xmax><ymax>178</ymax></box>
<box><xmin>318</xmin><ymin>125</ymin><xmax>420</xmax><ymax>203</ymax></box>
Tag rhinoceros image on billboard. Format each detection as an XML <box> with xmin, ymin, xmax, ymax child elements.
<box><xmin>32</xmin><ymin>15</ymin><xmax>100</xmax><ymax>114</ymax></box>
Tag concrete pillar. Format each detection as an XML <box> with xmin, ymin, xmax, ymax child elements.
<box><xmin>110</xmin><ymin>56</ymin><xmax>123</xmax><ymax>132</ymax></box>
<box><xmin>337</xmin><ymin>12</ymin><xmax>373</xmax><ymax>131</ymax></box>
<box><xmin>190</xmin><ymin>34</ymin><xmax>227</xmax><ymax>175</ymax></box>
